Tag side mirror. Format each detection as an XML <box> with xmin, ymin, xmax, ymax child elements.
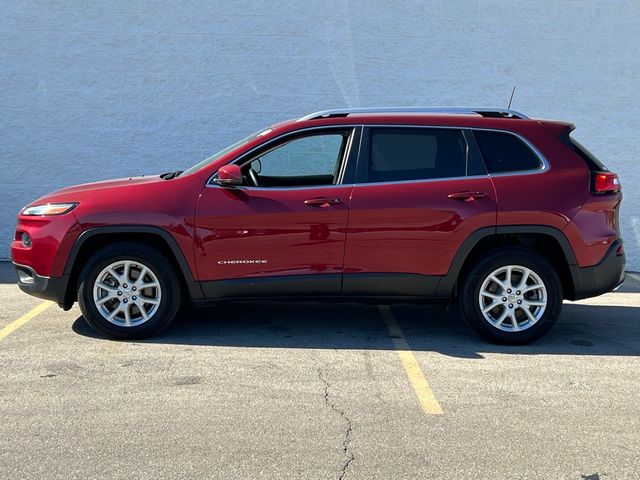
<box><xmin>215</xmin><ymin>164</ymin><xmax>243</xmax><ymax>186</ymax></box>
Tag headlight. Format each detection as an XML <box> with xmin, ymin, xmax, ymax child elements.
<box><xmin>21</xmin><ymin>203</ymin><xmax>78</xmax><ymax>216</ymax></box>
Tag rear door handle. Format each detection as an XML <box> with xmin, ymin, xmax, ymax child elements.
<box><xmin>447</xmin><ymin>191</ymin><xmax>487</xmax><ymax>201</ymax></box>
<box><xmin>304</xmin><ymin>197</ymin><xmax>342</xmax><ymax>208</ymax></box>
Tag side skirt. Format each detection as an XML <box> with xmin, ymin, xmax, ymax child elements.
<box><xmin>199</xmin><ymin>273</ymin><xmax>446</xmax><ymax>302</ymax></box>
<box><xmin>193</xmin><ymin>296</ymin><xmax>451</xmax><ymax>307</ymax></box>
<box><xmin>200</xmin><ymin>274</ymin><xmax>342</xmax><ymax>300</ymax></box>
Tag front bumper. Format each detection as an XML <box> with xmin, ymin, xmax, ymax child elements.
<box><xmin>14</xmin><ymin>263</ymin><xmax>71</xmax><ymax>310</ymax></box>
<box><xmin>569</xmin><ymin>239</ymin><xmax>625</xmax><ymax>300</ymax></box>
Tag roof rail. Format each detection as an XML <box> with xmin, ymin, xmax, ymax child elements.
<box><xmin>297</xmin><ymin>107</ymin><xmax>529</xmax><ymax>121</ymax></box>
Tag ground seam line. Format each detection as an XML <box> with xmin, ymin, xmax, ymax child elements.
<box><xmin>626</xmin><ymin>272</ymin><xmax>640</xmax><ymax>283</ymax></box>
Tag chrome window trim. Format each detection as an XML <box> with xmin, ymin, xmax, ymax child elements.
<box><xmin>347</xmin><ymin>174</ymin><xmax>492</xmax><ymax>188</ymax></box>
<box><xmin>210</xmin><ymin>183</ymin><xmax>356</xmax><ymax>192</ymax></box>
<box><xmin>335</xmin><ymin>126</ymin><xmax>356</xmax><ymax>184</ymax></box>
<box><xmin>206</xmin><ymin>125</ymin><xmax>360</xmax><ymax>189</ymax></box>
<box><xmin>205</xmin><ymin>123</ymin><xmax>549</xmax><ymax>190</ymax></box>
<box><xmin>355</xmin><ymin>124</ymin><xmax>549</xmax><ymax>185</ymax></box>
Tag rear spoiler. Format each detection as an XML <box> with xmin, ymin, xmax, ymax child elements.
<box><xmin>538</xmin><ymin>120</ymin><xmax>575</xmax><ymax>138</ymax></box>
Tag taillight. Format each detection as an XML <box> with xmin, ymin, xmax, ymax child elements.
<box><xmin>593</xmin><ymin>172</ymin><xmax>620</xmax><ymax>194</ymax></box>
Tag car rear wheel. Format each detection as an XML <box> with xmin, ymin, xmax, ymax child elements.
<box><xmin>78</xmin><ymin>243</ymin><xmax>181</xmax><ymax>339</ymax></box>
<box><xmin>460</xmin><ymin>247</ymin><xmax>563</xmax><ymax>345</ymax></box>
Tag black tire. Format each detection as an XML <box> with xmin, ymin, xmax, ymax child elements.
<box><xmin>78</xmin><ymin>242</ymin><xmax>181</xmax><ymax>339</ymax></box>
<box><xmin>460</xmin><ymin>247</ymin><xmax>563</xmax><ymax>345</ymax></box>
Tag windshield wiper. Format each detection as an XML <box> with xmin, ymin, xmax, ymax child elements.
<box><xmin>160</xmin><ymin>170</ymin><xmax>183</xmax><ymax>180</ymax></box>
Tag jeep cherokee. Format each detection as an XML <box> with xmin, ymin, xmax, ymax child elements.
<box><xmin>11</xmin><ymin>107</ymin><xmax>625</xmax><ymax>344</ymax></box>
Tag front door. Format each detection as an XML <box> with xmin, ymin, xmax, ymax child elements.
<box><xmin>195</xmin><ymin>127</ymin><xmax>358</xmax><ymax>299</ymax></box>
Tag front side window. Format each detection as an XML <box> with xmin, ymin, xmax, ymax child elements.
<box><xmin>473</xmin><ymin>130</ymin><xmax>543</xmax><ymax>173</ymax></box>
<box><xmin>241</xmin><ymin>132</ymin><xmax>349</xmax><ymax>188</ymax></box>
<box><xmin>366</xmin><ymin>128</ymin><xmax>467</xmax><ymax>183</ymax></box>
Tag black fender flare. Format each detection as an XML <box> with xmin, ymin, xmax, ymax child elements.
<box><xmin>436</xmin><ymin>225</ymin><xmax>578</xmax><ymax>297</ymax></box>
<box><xmin>64</xmin><ymin>225</ymin><xmax>204</xmax><ymax>300</ymax></box>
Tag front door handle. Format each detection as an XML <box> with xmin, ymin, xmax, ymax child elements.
<box><xmin>447</xmin><ymin>191</ymin><xmax>487</xmax><ymax>201</ymax></box>
<box><xmin>304</xmin><ymin>197</ymin><xmax>342</xmax><ymax>208</ymax></box>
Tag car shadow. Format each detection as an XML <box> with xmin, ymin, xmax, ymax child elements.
<box><xmin>71</xmin><ymin>299</ymin><xmax>640</xmax><ymax>359</ymax></box>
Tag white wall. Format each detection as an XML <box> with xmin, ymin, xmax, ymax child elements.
<box><xmin>1</xmin><ymin>0</ymin><xmax>638</xmax><ymax>270</ymax></box>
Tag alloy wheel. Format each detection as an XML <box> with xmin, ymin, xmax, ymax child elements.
<box><xmin>92</xmin><ymin>260</ymin><xmax>162</xmax><ymax>327</ymax></box>
<box><xmin>478</xmin><ymin>265</ymin><xmax>547</xmax><ymax>332</ymax></box>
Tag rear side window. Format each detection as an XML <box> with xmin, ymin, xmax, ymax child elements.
<box><xmin>473</xmin><ymin>130</ymin><xmax>543</xmax><ymax>174</ymax></box>
<box><xmin>367</xmin><ymin>128</ymin><xmax>467</xmax><ymax>183</ymax></box>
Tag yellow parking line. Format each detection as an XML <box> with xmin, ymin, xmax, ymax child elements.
<box><xmin>0</xmin><ymin>301</ymin><xmax>54</xmax><ymax>341</ymax></box>
<box><xmin>379</xmin><ymin>305</ymin><xmax>443</xmax><ymax>415</ymax></box>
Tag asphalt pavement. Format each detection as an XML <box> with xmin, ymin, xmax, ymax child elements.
<box><xmin>1</xmin><ymin>262</ymin><xmax>638</xmax><ymax>479</ymax></box>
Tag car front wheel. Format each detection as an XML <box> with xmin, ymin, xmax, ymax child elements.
<box><xmin>78</xmin><ymin>243</ymin><xmax>181</xmax><ymax>339</ymax></box>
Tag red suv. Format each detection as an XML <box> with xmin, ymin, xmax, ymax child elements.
<box><xmin>12</xmin><ymin>107</ymin><xmax>625</xmax><ymax>344</ymax></box>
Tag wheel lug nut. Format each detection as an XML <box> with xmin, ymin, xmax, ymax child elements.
<box><xmin>517</xmin><ymin>300</ymin><xmax>522</xmax><ymax>304</ymax></box>
<box><xmin>132</xmin><ymin>296</ymin><xmax>137</xmax><ymax>300</ymax></box>
<box><xmin>509</xmin><ymin>304</ymin><xmax>513</xmax><ymax>309</ymax></box>
<box><xmin>502</xmin><ymin>297</ymin><xmax>507</xmax><ymax>302</ymax></box>
<box><xmin>516</xmin><ymin>290</ymin><xmax>521</xmax><ymax>295</ymax></box>
<box><xmin>123</xmin><ymin>283</ymin><xmax>128</xmax><ymax>288</ymax></box>
<box><xmin>507</xmin><ymin>289</ymin><xmax>512</xmax><ymax>293</ymax></box>
<box><xmin>117</xmin><ymin>291</ymin><xmax>122</xmax><ymax>296</ymax></box>
<box><xmin>123</xmin><ymin>299</ymin><xmax>128</xmax><ymax>303</ymax></box>
<box><xmin>132</xmin><ymin>286</ymin><xmax>137</xmax><ymax>291</ymax></box>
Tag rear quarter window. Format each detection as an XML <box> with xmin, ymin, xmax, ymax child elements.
<box><xmin>569</xmin><ymin>136</ymin><xmax>608</xmax><ymax>172</ymax></box>
<box><xmin>473</xmin><ymin>130</ymin><xmax>543</xmax><ymax>174</ymax></box>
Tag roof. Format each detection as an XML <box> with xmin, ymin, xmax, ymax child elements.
<box><xmin>297</xmin><ymin>107</ymin><xmax>529</xmax><ymax>121</ymax></box>
<box><xmin>270</xmin><ymin>107</ymin><xmax>573</xmax><ymax>137</ymax></box>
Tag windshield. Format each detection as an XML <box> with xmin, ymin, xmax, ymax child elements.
<box><xmin>179</xmin><ymin>128</ymin><xmax>273</xmax><ymax>177</ymax></box>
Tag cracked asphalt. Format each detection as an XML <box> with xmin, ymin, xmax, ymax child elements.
<box><xmin>318</xmin><ymin>367</ymin><xmax>354</xmax><ymax>480</ymax></box>
<box><xmin>1</xmin><ymin>262</ymin><xmax>639</xmax><ymax>480</ymax></box>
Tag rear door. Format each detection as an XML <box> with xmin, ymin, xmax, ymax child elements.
<box><xmin>343</xmin><ymin>126</ymin><xmax>497</xmax><ymax>296</ymax></box>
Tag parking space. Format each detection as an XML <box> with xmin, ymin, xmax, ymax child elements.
<box><xmin>1</xmin><ymin>263</ymin><xmax>639</xmax><ymax>479</ymax></box>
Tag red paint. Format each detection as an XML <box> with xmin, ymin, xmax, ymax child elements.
<box><xmin>12</xmin><ymin>175</ymin><xmax>202</xmax><ymax>277</ymax></box>
<box><xmin>11</xmin><ymin>113</ymin><xmax>623</xmax><ymax>286</ymax></box>
<box><xmin>343</xmin><ymin>177</ymin><xmax>497</xmax><ymax>276</ymax></box>
<box><xmin>12</xmin><ymin>214</ymin><xmax>80</xmax><ymax>277</ymax></box>
<box><xmin>216</xmin><ymin>164</ymin><xmax>243</xmax><ymax>185</ymax></box>
<box><xmin>194</xmin><ymin>185</ymin><xmax>351</xmax><ymax>280</ymax></box>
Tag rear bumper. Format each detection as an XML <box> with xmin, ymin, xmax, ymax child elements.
<box><xmin>569</xmin><ymin>239</ymin><xmax>625</xmax><ymax>300</ymax></box>
<box><xmin>14</xmin><ymin>263</ymin><xmax>71</xmax><ymax>309</ymax></box>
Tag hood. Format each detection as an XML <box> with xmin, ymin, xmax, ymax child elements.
<box><xmin>32</xmin><ymin>176</ymin><xmax>162</xmax><ymax>204</ymax></box>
